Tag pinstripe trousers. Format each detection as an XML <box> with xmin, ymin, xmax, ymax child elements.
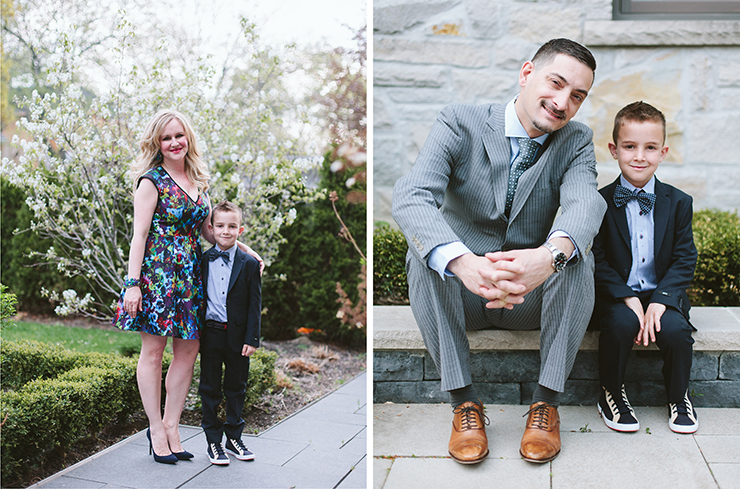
<box><xmin>406</xmin><ymin>249</ymin><xmax>595</xmax><ymax>394</ymax></box>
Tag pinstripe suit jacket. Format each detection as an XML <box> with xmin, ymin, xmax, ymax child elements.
<box><xmin>393</xmin><ymin>103</ymin><xmax>605</xmax><ymax>269</ymax></box>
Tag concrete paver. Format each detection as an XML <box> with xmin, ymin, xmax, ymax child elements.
<box><xmin>374</xmin><ymin>403</ymin><xmax>740</xmax><ymax>489</ymax></box>
<box><xmin>30</xmin><ymin>372</ymin><xmax>367</xmax><ymax>489</ymax></box>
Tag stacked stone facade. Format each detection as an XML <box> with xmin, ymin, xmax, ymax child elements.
<box><xmin>373</xmin><ymin>0</ymin><xmax>740</xmax><ymax>224</ymax></box>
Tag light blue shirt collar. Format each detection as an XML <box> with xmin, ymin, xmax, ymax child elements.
<box><xmin>619</xmin><ymin>174</ymin><xmax>656</xmax><ymax>194</ymax></box>
<box><xmin>215</xmin><ymin>243</ymin><xmax>237</xmax><ymax>261</ymax></box>
<box><xmin>505</xmin><ymin>97</ymin><xmax>549</xmax><ymax>146</ymax></box>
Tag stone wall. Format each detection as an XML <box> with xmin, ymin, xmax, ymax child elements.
<box><xmin>374</xmin><ymin>349</ymin><xmax>740</xmax><ymax>407</ymax></box>
<box><xmin>373</xmin><ymin>0</ymin><xmax>740</xmax><ymax>225</ymax></box>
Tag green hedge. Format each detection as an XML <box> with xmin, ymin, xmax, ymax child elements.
<box><xmin>244</xmin><ymin>348</ymin><xmax>278</xmax><ymax>410</ymax></box>
<box><xmin>689</xmin><ymin>209</ymin><xmax>740</xmax><ymax>306</ymax></box>
<box><xmin>372</xmin><ymin>209</ymin><xmax>740</xmax><ymax>307</ymax></box>
<box><xmin>0</xmin><ymin>340</ymin><xmax>151</xmax><ymax>485</ymax></box>
<box><xmin>373</xmin><ymin>223</ymin><xmax>409</xmax><ymax>305</ymax></box>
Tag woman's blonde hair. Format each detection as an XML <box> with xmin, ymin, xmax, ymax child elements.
<box><xmin>131</xmin><ymin>109</ymin><xmax>210</xmax><ymax>192</ymax></box>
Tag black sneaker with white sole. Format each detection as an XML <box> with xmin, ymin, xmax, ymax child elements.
<box><xmin>669</xmin><ymin>391</ymin><xmax>698</xmax><ymax>434</ymax></box>
<box><xmin>225</xmin><ymin>438</ymin><xmax>255</xmax><ymax>461</ymax></box>
<box><xmin>597</xmin><ymin>385</ymin><xmax>640</xmax><ymax>432</ymax></box>
<box><xmin>207</xmin><ymin>442</ymin><xmax>230</xmax><ymax>465</ymax></box>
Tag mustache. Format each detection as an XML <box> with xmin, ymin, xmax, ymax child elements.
<box><xmin>541</xmin><ymin>101</ymin><xmax>565</xmax><ymax>120</ymax></box>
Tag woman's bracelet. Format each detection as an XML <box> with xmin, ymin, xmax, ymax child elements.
<box><xmin>124</xmin><ymin>277</ymin><xmax>140</xmax><ymax>289</ymax></box>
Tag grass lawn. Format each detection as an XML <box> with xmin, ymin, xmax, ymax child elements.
<box><xmin>1</xmin><ymin>321</ymin><xmax>142</xmax><ymax>355</ymax></box>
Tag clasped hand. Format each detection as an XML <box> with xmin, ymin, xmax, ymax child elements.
<box><xmin>448</xmin><ymin>247</ymin><xmax>553</xmax><ymax>309</ymax></box>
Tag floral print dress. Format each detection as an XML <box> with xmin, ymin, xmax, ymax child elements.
<box><xmin>113</xmin><ymin>166</ymin><xmax>210</xmax><ymax>339</ymax></box>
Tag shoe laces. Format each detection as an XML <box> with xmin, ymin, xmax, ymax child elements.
<box><xmin>229</xmin><ymin>438</ymin><xmax>247</xmax><ymax>453</ymax></box>
<box><xmin>210</xmin><ymin>443</ymin><xmax>225</xmax><ymax>457</ymax></box>
<box><xmin>523</xmin><ymin>402</ymin><xmax>554</xmax><ymax>430</ymax></box>
<box><xmin>453</xmin><ymin>403</ymin><xmax>489</xmax><ymax>430</ymax></box>
<box><xmin>604</xmin><ymin>386</ymin><xmax>634</xmax><ymax>416</ymax></box>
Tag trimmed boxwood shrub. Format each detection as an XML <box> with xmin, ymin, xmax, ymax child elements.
<box><xmin>372</xmin><ymin>209</ymin><xmax>740</xmax><ymax>307</ymax></box>
<box><xmin>689</xmin><ymin>209</ymin><xmax>740</xmax><ymax>306</ymax></box>
<box><xmin>373</xmin><ymin>223</ymin><xmax>409</xmax><ymax>305</ymax></box>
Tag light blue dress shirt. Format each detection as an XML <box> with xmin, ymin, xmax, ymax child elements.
<box><xmin>427</xmin><ymin>97</ymin><xmax>574</xmax><ymax>280</ymax></box>
<box><xmin>620</xmin><ymin>175</ymin><xmax>658</xmax><ymax>292</ymax></box>
<box><xmin>205</xmin><ymin>244</ymin><xmax>236</xmax><ymax>323</ymax></box>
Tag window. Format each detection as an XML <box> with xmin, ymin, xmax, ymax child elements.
<box><xmin>614</xmin><ymin>0</ymin><xmax>740</xmax><ymax>20</ymax></box>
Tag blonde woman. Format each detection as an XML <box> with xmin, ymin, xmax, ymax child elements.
<box><xmin>113</xmin><ymin>109</ymin><xmax>262</xmax><ymax>464</ymax></box>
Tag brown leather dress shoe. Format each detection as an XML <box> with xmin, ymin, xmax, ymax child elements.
<box><xmin>448</xmin><ymin>400</ymin><xmax>489</xmax><ymax>464</ymax></box>
<box><xmin>519</xmin><ymin>402</ymin><xmax>561</xmax><ymax>463</ymax></box>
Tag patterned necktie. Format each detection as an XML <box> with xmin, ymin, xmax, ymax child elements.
<box><xmin>209</xmin><ymin>249</ymin><xmax>230</xmax><ymax>265</ymax></box>
<box><xmin>613</xmin><ymin>184</ymin><xmax>656</xmax><ymax>214</ymax></box>
<box><xmin>505</xmin><ymin>138</ymin><xmax>541</xmax><ymax>217</ymax></box>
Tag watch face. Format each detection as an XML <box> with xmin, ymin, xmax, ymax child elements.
<box><xmin>554</xmin><ymin>252</ymin><xmax>567</xmax><ymax>271</ymax></box>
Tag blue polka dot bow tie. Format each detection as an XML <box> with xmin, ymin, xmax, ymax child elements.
<box><xmin>209</xmin><ymin>250</ymin><xmax>230</xmax><ymax>264</ymax></box>
<box><xmin>613</xmin><ymin>184</ymin><xmax>656</xmax><ymax>214</ymax></box>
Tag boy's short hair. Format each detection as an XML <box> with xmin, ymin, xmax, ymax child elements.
<box><xmin>211</xmin><ymin>201</ymin><xmax>243</xmax><ymax>224</ymax></box>
<box><xmin>612</xmin><ymin>101</ymin><xmax>667</xmax><ymax>144</ymax></box>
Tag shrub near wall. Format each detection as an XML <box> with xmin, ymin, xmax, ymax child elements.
<box><xmin>373</xmin><ymin>209</ymin><xmax>740</xmax><ymax>306</ymax></box>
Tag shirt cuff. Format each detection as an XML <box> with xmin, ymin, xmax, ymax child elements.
<box><xmin>428</xmin><ymin>242</ymin><xmax>472</xmax><ymax>280</ymax></box>
<box><xmin>548</xmin><ymin>230</ymin><xmax>578</xmax><ymax>261</ymax></box>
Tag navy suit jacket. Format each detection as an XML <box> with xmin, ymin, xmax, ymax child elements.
<box><xmin>202</xmin><ymin>246</ymin><xmax>261</xmax><ymax>351</ymax></box>
<box><xmin>593</xmin><ymin>177</ymin><xmax>697</xmax><ymax>321</ymax></box>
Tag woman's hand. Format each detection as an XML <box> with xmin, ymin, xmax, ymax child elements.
<box><xmin>123</xmin><ymin>286</ymin><xmax>143</xmax><ymax>318</ymax></box>
<box><xmin>245</xmin><ymin>247</ymin><xmax>264</xmax><ymax>275</ymax></box>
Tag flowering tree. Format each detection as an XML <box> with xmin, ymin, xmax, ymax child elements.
<box><xmin>1</xmin><ymin>12</ymin><xmax>323</xmax><ymax>319</ymax></box>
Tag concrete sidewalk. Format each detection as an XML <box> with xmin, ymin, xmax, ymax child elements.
<box><xmin>30</xmin><ymin>372</ymin><xmax>367</xmax><ymax>489</ymax></box>
<box><xmin>373</xmin><ymin>403</ymin><xmax>740</xmax><ymax>489</ymax></box>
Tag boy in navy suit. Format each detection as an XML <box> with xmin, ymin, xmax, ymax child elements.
<box><xmin>199</xmin><ymin>201</ymin><xmax>262</xmax><ymax>464</ymax></box>
<box><xmin>592</xmin><ymin>101</ymin><xmax>698</xmax><ymax>434</ymax></box>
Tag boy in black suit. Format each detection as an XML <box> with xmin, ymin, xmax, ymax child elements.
<box><xmin>199</xmin><ymin>201</ymin><xmax>262</xmax><ymax>465</ymax></box>
<box><xmin>592</xmin><ymin>101</ymin><xmax>698</xmax><ymax>434</ymax></box>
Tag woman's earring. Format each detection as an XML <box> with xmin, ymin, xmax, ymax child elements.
<box><xmin>156</xmin><ymin>150</ymin><xmax>163</xmax><ymax>160</ymax></box>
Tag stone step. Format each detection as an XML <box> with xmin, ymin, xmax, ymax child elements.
<box><xmin>373</xmin><ymin>306</ymin><xmax>740</xmax><ymax>407</ymax></box>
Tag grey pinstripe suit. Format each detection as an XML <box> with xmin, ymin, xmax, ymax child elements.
<box><xmin>392</xmin><ymin>103</ymin><xmax>607</xmax><ymax>394</ymax></box>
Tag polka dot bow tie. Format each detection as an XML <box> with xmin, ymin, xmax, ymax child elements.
<box><xmin>209</xmin><ymin>250</ymin><xmax>230</xmax><ymax>264</ymax></box>
<box><xmin>613</xmin><ymin>184</ymin><xmax>656</xmax><ymax>214</ymax></box>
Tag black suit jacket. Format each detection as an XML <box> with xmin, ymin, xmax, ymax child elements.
<box><xmin>593</xmin><ymin>177</ymin><xmax>697</xmax><ymax>320</ymax></box>
<box><xmin>202</xmin><ymin>246</ymin><xmax>261</xmax><ymax>351</ymax></box>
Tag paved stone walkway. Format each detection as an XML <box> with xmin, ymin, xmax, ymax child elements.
<box><xmin>30</xmin><ymin>372</ymin><xmax>367</xmax><ymax>489</ymax></box>
<box><xmin>374</xmin><ymin>403</ymin><xmax>740</xmax><ymax>489</ymax></box>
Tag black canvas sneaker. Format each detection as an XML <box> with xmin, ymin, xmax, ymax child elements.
<box><xmin>207</xmin><ymin>442</ymin><xmax>230</xmax><ymax>465</ymax></box>
<box><xmin>225</xmin><ymin>438</ymin><xmax>255</xmax><ymax>461</ymax></box>
<box><xmin>669</xmin><ymin>391</ymin><xmax>699</xmax><ymax>434</ymax></box>
<box><xmin>597</xmin><ymin>385</ymin><xmax>640</xmax><ymax>432</ymax></box>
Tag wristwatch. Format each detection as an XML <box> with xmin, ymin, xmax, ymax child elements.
<box><xmin>543</xmin><ymin>242</ymin><xmax>567</xmax><ymax>273</ymax></box>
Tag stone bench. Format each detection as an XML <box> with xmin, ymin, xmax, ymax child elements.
<box><xmin>373</xmin><ymin>305</ymin><xmax>740</xmax><ymax>408</ymax></box>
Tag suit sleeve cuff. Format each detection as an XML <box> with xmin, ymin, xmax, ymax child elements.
<box><xmin>548</xmin><ymin>230</ymin><xmax>578</xmax><ymax>262</ymax></box>
<box><xmin>428</xmin><ymin>241</ymin><xmax>471</xmax><ymax>280</ymax></box>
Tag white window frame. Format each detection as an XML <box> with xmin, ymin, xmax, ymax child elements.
<box><xmin>614</xmin><ymin>0</ymin><xmax>740</xmax><ymax>20</ymax></box>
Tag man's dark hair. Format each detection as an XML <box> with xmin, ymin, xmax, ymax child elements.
<box><xmin>531</xmin><ymin>38</ymin><xmax>597</xmax><ymax>76</ymax></box>
<box><xmin>211</xmin><ymin>200</ymin><xmax>243</xmax><ymax>224</ymax></box>
<box><xmin>612</xmin><ymin>101</ymin><xmax>667</xmax><ymax>144</ymax></box>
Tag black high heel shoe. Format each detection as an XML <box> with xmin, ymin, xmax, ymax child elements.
<box><xmin>146</xmin><ymin>428</ymin><xmax>178</xmax><ymax>464</ymax></box>
<box><xmin>172</xmin><ymin>449</ymin><xmax>194</xmax><ymax>460</ymax></box>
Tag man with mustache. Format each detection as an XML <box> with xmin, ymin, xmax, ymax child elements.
<box><xmin>392</xmin><ymin>38</ymin><xmax>606</xmax><ymax>464</ymax></box>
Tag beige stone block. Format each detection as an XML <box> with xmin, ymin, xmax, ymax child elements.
<box><xmin>451</xmin><ymin>69</ymin><xmax>518</xmax><ymax>104</ymax></box>
<box><xmin>690</xmin><ymin>55</ymin><xmax>711</xmax><ymax>112</ymax></box>
<box><xmin>507</xmin><ymin>5</ymin><xmax>582</xmax><ymax>42</ymax></box>
<box><xmin>375</xmin><ymin>38</ymin><xmax>491</xmax><ymax>68</ymax></box>
<box><xmin>585</xmin><ymin>20</ymin><xmax>740</xmax><ymax>46</ymax></box>
<box><xmin>719</xmin><ymin>88</ymin><xmax>740</xmax><ymax>110</ymax></box>
<box><xmin>718</xmin><ymin>61</ymin><xmax>740</xmax><ymax>87</ymax></box>
<box><xmin>373</xmin><ymin>96</ymin><xmax>394</xmax><ymax>129</ymax></box>
<box><xmin>387</xmin><ymin>87</ymin><xmax>454</xmax><ymax>104</ymax></box>
<box><xmin>407</xmin><ymin>122</ymin><xmax>436</xmax><ymax>165</ymax></box>
<box><xmin>686</xmin><ymin>114</ymin><xmax>740</xmax><ymax>164</ymax></box>
<box><xmin>373</xmin><ymin>64</ymin><xmax>448</xmax><ymax>88</ymax></box>
<box><xmin>492</xmin><ymin>40</ymin><xmax>536</xmax><ymax>70</ymax></box>
<box><xmin>373</xmin><ymin>0</ymin><xmax>461</xmax><ymax>35</ymax></box>
<box><xmin>374</xmin><ymin>137</ymin><xmax>413</xmax><ymax>188</ymax></box>
<box><xmin>373</xmin><ymin>190</ymin><xmax>395</xmax><ymax>226</ymax></box>
<box><xmin>464</xmin><ymin>0</ymin><xmax>504</xmax><ymax>40</ymax></box>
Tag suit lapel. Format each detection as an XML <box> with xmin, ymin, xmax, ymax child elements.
<box><xmin>481</xmin><ymin>107</ymin><xmax>510</xmax><ymax>216</ymax></box>
<box><xmin>228</xmin><ymin>249</ymin><xmax>245</xmax><ymax>294</ymax></box>
<box><xmin>203</xmin><ymin>249</ymin><xmax>211</xmax><ymax>299</ymax></box>
<box><xmin>606</xmin><ymin>179</ymin><xmax>632</xmax><ymax>251</ymax></box>
<box><xmin>653</xmin><ymin>178</ymin><xmax>670</xmax><ymax>257</ymax></box>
